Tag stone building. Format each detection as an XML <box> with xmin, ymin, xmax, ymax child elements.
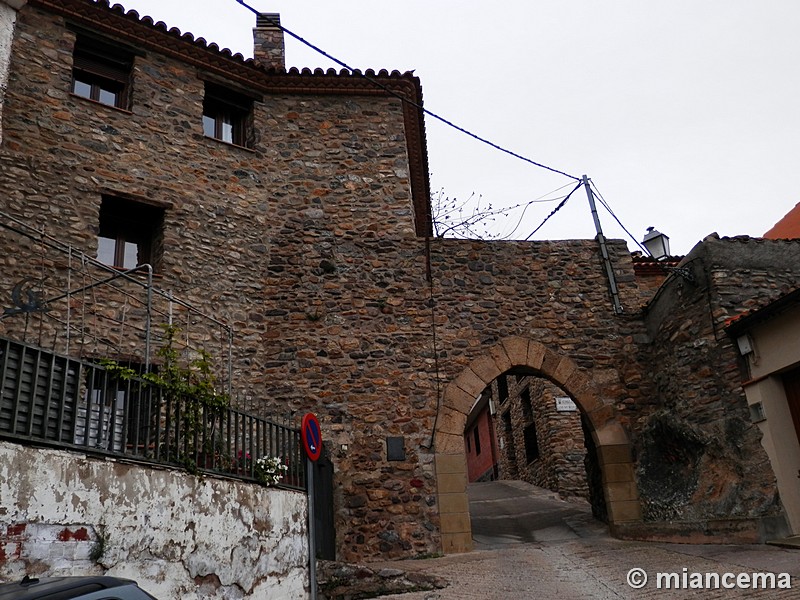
<box><xmin>1</xmin><ymin>0</ymin><xmax>798</xmax><ymax>568</ymax></box>
<box><xmin>489</xmin><ymin>374</ymin><xmax>590</xmax><ymax>502</ymax></box>
<box><xmin>638</xmin><ymin>235</ymin><xmax>800</xmax><ymax>540</ymax></box>
<box><xmin>463</xmin><ymin>389</ymin><xmax>499</xmax><ymax>483</ymax></box>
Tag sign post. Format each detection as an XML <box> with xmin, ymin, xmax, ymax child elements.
<box><xmin>301</xmin><ymin>413</ymin><xmax>322</xmax><ymax>600</ymax></box>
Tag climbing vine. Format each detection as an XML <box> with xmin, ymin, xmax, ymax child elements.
<box><xmin>100</xmin><ymin>324</ymin><xmax>230</xmax><ymax>474</ymax></box>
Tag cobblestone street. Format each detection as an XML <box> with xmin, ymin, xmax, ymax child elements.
<box><xmin>374</xmin><ymin>482</ymin><xmax>800</xmax><ymax>599</ymax></box>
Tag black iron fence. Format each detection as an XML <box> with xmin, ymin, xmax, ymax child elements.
<box><xmin>0</xmin><ymin>336</ymin><xmax>305</xmax><ymax>490</ymax></box>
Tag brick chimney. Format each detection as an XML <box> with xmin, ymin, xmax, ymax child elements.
<box><xmin>253</xmin><ymin>13</ymin><xmax>285</xmax><ymax>70</ymax></box>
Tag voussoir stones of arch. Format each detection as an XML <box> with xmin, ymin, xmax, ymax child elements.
<box><xmin>441</xmin><ymin>337</ymin><xmax>609</xmax><ymax>428</ymax></box>
<box><xmin>500</xmin><ymin>336</ymin><xmax>530</xmax><ymax>366</ymax></box>
<box><xmin>443</xmin><ymin>338</ymin><xmax>594</xmax><ymax>414</ymax></box>
<box><xmin>437</xmin><ymin>405</ymin><xmax>468</xmax><ymax>437</ymax></box>
<box><xmin>461</xmin><ymin>337</ymin><xmax>532</xmax><ymax>388</ymax></box>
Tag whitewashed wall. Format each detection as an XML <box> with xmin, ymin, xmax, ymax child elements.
<box><xmin>0</xmin><ymin>1</ymin><xmax>26</xmax><ymax>144</ymax></box>
<box><xmin>0</xmin><ymin>441</ymin><xmax>309</xmax><ymax>599</ymax></box>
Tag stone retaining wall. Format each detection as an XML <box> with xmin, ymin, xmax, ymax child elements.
<box><xmin>495</xmin><ymin>375</ymin><xmax>589</xmax><ymax>501</ymax></box>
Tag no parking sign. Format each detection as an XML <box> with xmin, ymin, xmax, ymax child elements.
<box><xmin>302</xmin><ymin>412</ymin><xmax>323</xmax><ymax>599</ymax></box>
<box><xmin>301</xmin><ymin>412</ymin><xmax>322</xmax><ymax>462</ymax></box>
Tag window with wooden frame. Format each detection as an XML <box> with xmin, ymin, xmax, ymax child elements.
<box><xmin>96</xmin><ymin>196</ymin><xmax>164</xmax><ymax>271</ymax></box>
<box><xmin>202</xmin><ymin>82</ymin><xmax>253</xmax><ymax>147</ymax></box>
<box><xmin>71</xmin><ymin>34</ymin><xmax>134</xmax><ymax>110</ymax></box>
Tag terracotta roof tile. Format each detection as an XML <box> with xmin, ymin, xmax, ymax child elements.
<box><xmin>764</xmin><ymin>202</ymin><xmax>800</xmax><ymax>239</ymax></box>
<box><xmin>724</xmin><ymin>284</ymin><xmax>800</xmax><ymax>332</ymax></box>
<box><xmin>631</xmin><ymin>254</ymin><xmax>683</xmax><ymax>276</ymax></box>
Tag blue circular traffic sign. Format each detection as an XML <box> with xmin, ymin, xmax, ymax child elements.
<box><xmin>301</xmin><ymin>413</ymin><xmax>322</xmax><ymax>462</ymax></box>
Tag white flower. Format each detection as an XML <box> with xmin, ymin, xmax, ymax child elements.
<box><xmin>254</xmin><ymin>456</ymin><xmax>288</xmax><ymax>485</ymax></box>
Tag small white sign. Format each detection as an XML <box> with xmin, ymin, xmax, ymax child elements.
<box><xmin>555</xmin><ymin>397</ymin><xmax>577</xmax><ymax>412</ymax></box>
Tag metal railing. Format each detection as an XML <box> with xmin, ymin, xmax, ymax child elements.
<box><xmin>0</xmin><ymin>336</ymin><xmax>305</xmax><ymax>490</ymax></box>
<box><xmin>0</xmin><ymin>209</ymin><xmax>235</xmax><ymax>397</ymax></box>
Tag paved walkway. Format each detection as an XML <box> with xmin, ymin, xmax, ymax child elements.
<box><xmin>373</xmin><ymin>481</ymin><xmax>800</xmax><ymax>599</ymax></box>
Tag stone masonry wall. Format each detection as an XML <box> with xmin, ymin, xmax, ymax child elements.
<box><xmin>0</xmin><ymin>441</ymin><xmax>308</xmax><ymax>598</ymax></box>
<box><xmin>0</xmin><ymin>5</ymin><xmax>417</xmax><ymax>374</ymax></box>
<box><xmin>1</xmin><ymin>3</ymin><xmax>791</xmax><ymax>561</ymax></box>
<box><xmin>494</xmin><ymin>376</ymin><xmax>589</xmax><ymax>502</ymax></box>
<box><xmin>0</xmin><ymin>5</ymin><xmax>663</xmax><ymax>562</ymax></box>
<box><xmin>637</xmin><ymin>235</ymin><xmax>800</xmax><ymax>533</ymax></box>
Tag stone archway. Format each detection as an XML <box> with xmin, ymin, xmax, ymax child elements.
<box><xmin>433</xmin><ymin>336</ymin><xmax>642</xmax><ymax>554</ymax></box>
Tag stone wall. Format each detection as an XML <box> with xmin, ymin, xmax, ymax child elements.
<box><xmin>494</xmin><ymin>376</ymin><xmax>589</xmax><ymax>501</ymax></box>
<box><xmin>0</xmin><ymin>441</ymin><xmax>308</xmax><ymax>598</ymax></box>
<box><xmin>637</xmin><ymin>235</ymin><xmax>800</xmax><ymax>537</ymax></box>
<box><xmin>0</xmin><ymin>4</ymin><xmax>657</xmax><ymax>561</ymax></box>
<box><xmin>0</xmin><ymin>1</ymin><xmax>794</xmax><ymax>562</ymax></box>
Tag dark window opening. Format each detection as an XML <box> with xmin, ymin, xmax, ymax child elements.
<box><xmin>72</xmin><ymin>34</ymin><xmax>133</xmax><ymax>109</ymax></box>
<box><xmin>97</xmin><ymin>196</ymin><xmax>164</xmax><ymax>271</ymax></box>
<box><xmin>524</xmin><ymin>422</ymin><xmax>540</xmax><ymax>463</ymax></box>
<box><xmin>503</xmin><ymin>412</ymin><xmax>513</xmax><ymax>432</ymax></box>
<box><xmin>520</xmin><ymin>387</ymin><xmax>533</xmax><ymax>421</ymax></box>
<box><xmin>473</xmin><ymin>427</ymin><xmax>481</xmax><ymax>455</ymax></box>
<box><xmin>203</xmin><ymin>82</ymin><xmax>253</xmax><ymax>147</ymax></box>
<box><xmin>497</xmin><ymin>376</ymin><xmax>509</xmax><ymax>404</ymax></box>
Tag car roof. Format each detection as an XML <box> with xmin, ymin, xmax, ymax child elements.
<box><xmin>0</xmin><ymin>576</ymin><xmax>156</xmax><ymax>600</ymax></box>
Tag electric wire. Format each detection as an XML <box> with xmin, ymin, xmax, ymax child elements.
<box><xmin>496</xmin><ymin>195</ymin><xmax>563</xmax><ymax>240</ymax></box>
<box><xmin>234</xmin><ymin>0</ymin><xmax>580</xmax><ymax>182</ymax></box>
<box><xmin>523</xmin><ymin>181</ymin><xmax>583</xmax><ymax>241</ymax></box>
<box><xmin>495</xmin><ymin>181</ymin><xmax>583</xmax><ymax>240</ymax></box>
<box><xmin>433</xmin><ymin>181</ymin><xmax>576</xmax><ymax>239</ymax></box>
<box><xmin>589</xmin><ymin>180</ymin><xmax>652</xmax><ymax>256</ymax></box>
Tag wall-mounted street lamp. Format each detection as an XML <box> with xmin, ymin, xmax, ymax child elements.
<box><xmin>641</xmin><ymin>226</ymin><xmax>694</xmax><ymax>282</ymax></box>
<box><xmin>643</xmin><ymin>226</ymin><xmax>671</xmax><ymax>260</ymax></box>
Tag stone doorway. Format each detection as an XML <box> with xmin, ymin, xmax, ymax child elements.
<box><xmin>433</xmin><ymin>337</ymin><xmax>642</xmax><ymax>554</ymax></box>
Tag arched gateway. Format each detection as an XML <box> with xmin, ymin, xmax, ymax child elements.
<box><xmin>434</xmin><ymin>336</ymin><xmax>642</xmax><ymax>553</ymax></box>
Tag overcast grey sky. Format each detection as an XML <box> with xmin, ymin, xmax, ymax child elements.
<box><xmin>118</xmin><ymin>0</ymin><xmax>800</xmax><ymax>255</ymax></box>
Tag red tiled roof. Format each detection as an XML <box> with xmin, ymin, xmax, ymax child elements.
<box><xmin>724</xmin><ymin>285</ymin><xmax>800</xmax><ymax>332</ymax></box>
<box><xmin>764</xmin><ymin>202</ymin><xmax>800</xmax><ymax>239</ymax></box>
<box><xmin>631</xmin><ymin>254</ymin><xmax>683</xmax><ymax>276</ymax></box>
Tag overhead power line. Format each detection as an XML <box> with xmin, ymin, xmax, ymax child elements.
<box><xmin>589</xmin><ymin>181</ymin><xmax>650</xmax><ymax>255</ymax></box>
<box><xmin>496</xmin><ymin>181</ymin><xmax>580</xmax><ymax>240</ymax></box>
<box><xmin>234</xmin><ymin>0</ymin><xmax>580</xmax><ymax>182</ymax></box>
<box><xmin>232</xmin><ymin>1</ymin><xmax>657</xmax><ymax>247</ymax></box>
<box><xmin>523</xmin><ymin>181</ymin><xmax>583</xmax><ymax>241</ymax></box>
